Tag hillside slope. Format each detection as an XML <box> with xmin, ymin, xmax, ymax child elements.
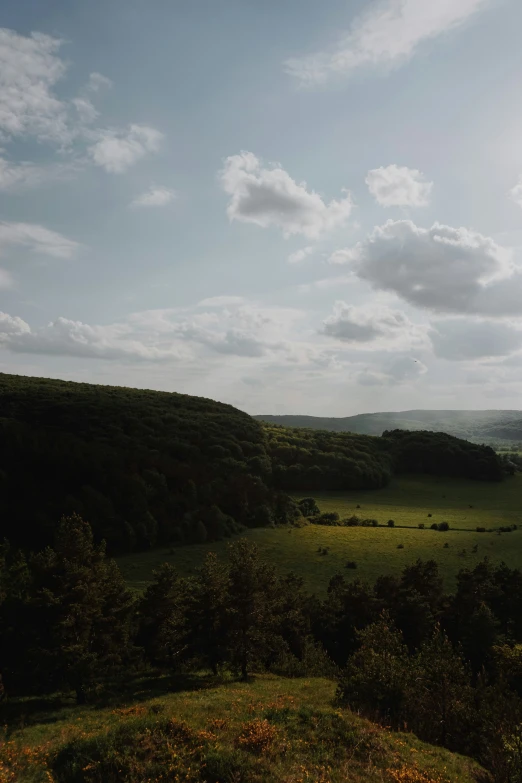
<box><xmin>255</xmin><ymin>409</ymin><xmax>522</xmax><ymax>443</ymax></box>
<box><xmin>0</xmin><ymin>373</ymin><xmax>276</xmax><ymax>553</ymax></box>
<box><xmin>3</xmin><ymin>675</ymin><xmax>484</xmax><ymax>783</ymax></box>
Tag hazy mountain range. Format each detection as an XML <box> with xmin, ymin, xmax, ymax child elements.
<box><xmin>254</xmin><ymin>410</ymin><xmax>522</xmax><ymax>444</ymax></box>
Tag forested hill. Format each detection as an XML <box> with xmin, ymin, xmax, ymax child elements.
<box><xmin>0</xmin><ymin>373</ymin><xmax>503</xmax><ymax>556</ymax></box>
<box><xmin>255</xmin><ymin>409</ymin><xmax>522</xmax><ymax>443</ymax></box>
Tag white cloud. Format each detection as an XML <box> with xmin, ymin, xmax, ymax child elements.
<box><xmin>72</xmin><ymin>97</ymin><xmax>99</xmax><ymax>125</ymax></box>
<box><xmin>357</xmin><ymin>356</ymin><xmax>427</xmax><ymax>386</ymax></box>
<box><xmin>509</xmin><ymin>176</ymin><xmax>522</xmax><ymax>209</ymax></box>
<box><xmin>0</xmin><ymin>28</ymin><xmax>70</xmax><ymax>143</ymax></box>
<box><xmin>322</xmin><ymin>300</ymin><xmax>427</xmax><ymax>350</ymax></box>
<box><xmin>430</xmin><ymin>318</ymin><xmax>522</xmax><ymax>360</ymax></box>
<box><xmin>332</xmin><ymin>219</ymin><xmax>522</xmax><ymax>316</ymax></box>
<box><xmin>0</xmin><ymin>301</ymin><xmax>308</xmax><ymax>364</ymax></box>
<box><xmin>131</xmin><ymin>186</ymin><xmax>176</xmax><ymax>208</ymax></box>
<box><xmin>329</xmin><ymin>247</ymin><xmax>362</xmax><ymax>265</ymax></box>
<box><xmin>285</xmin><ymin>0</ymin><xmax>491</xmax><ymax>85</ymax></box>
<box><xmin>0</xmin><ymin>158</ymin><xmax>46</xmax><ymax>191</ymax></box>
<box><xmin>288</xmin><ymin>246</ymin><xmax>314</xmax><ymax>264</ymax></box>
<box><xmin>0</xmin><ymin>221</ymin><xmax>79</xmax><ymax>259</ymax></box>
<box><xmin>220</xmin><ymin>151</ymin><xmax>353</xmax><ymax>239</ymax></box>
<box><xmin>89</xmin><ymin>124</ymin><xmax>163</xmax><ymax>173</ymax></box>
<box><xmin>366</xmin><ymin>164</ymin><xmax>433</xmax><ymax>207</ymax></box>
<box><xmin>86</xmin><ymin>72</ymin><xmax>113</xmax><ymax>92</ymax></box>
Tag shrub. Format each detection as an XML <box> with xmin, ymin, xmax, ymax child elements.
<box><xmin>356</xmin><ymin>504</ymin><xmax>361</xmax><ymax>509</ymax></box>
<box><xmin>388</xmin><ymin>519</ymin><xmax>395</xmax><ymax>527</ymax></box>
<box><xmin>343</xmin><ymin>515</ymin><xmax>360</xmax><ymax>527</ymax></box>
<box><xmin>443</xmin><ymin>542</ymin><xmax>449</xmax><ymax>549</ymax></box>
<box><xmin>476</xmin><ymin>527</ymin><xmax>486</xmax><ymax>533</ymax></box>
<box><xmin>418</xmin><ymin>523</ymin><xmax>425</xmax><ymax>529</ymax></box>
<box><xmin>236</xmin><ymin>719</ymin><xmax>278</xmax><ymax>754</ymax></box>
<box><xmin>430</xmin><ymin>523</ymin><xmax>438</xmax><ymax>530</ymax></box>
<box><xmin>397</xmin><ymin>544</ymin><xmax>404</xmax><ymax>549</ymax></box>
<box><xmin>437</xmin><ymin>522</ymin><xmax>450</xmax><ymax>532</ymax></box>
<box><xmin>361</xmin><ymin>518</ymin><xmax>378</xmax><ymax>527</ymax></box>
<box><xmin>345</xmin><ymin>560</ymin><xmax>357</xmax><ymax>569</ymax></box>
<box><xmin>427</xmin><ymin>513</ymin><xmax>432</xmax><ymax>518</ymax></box>
<box><xmin>298</xmin><ymin>497</ymin><xmax>320</xmax><ymax>517</ymax></box>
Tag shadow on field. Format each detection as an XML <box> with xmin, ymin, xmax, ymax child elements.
<box><xmin>2</xmin><ymin>672</ymin><xmax>219</xmax><ymax>736</ymax></box>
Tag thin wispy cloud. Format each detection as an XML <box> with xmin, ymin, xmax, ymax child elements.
<box><xmin>131</xmin><ymin>186</ymin><xmax>176</xmax><ymax>208</ymax></box>
<box><xmin>285</xmin><ymin>0</ymin><xmax>491</xmax><ymax>85</ymax></box>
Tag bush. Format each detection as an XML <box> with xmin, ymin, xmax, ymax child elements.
<box><xmin>427</xmin><ymin>513</ymin><xmax>432</xmax><ymax>518</ymax></box>
<box><xmin>476</xmin><ymin>527</ymin><xmax>486</xmax><ymax>533</ymax></box>
<box><xmin>418</xmin><ymin>523</ymin><xmax>425</xmax><ymax>529</ymax></box>
<box><xmin>345</xmin><ymin>560</ymin><xmax>357</xmax><ymax>569</ymax></box>
<box><xmin>298</xmin><ymin>497</ymin><xmax>320</xmax><ymax>517</ymax></box>
<box><xmin>397</xmin><ymin>544</ymin><xmax>404</xmax><ymax>549</ymax></box>
<box><xmin>343</xmin><ymin>515</ymin><xmax>360</xmax><ymax>527</ymax></box>
<box><xmin>443</xmin><ymin>542</ymin><xmax>449</xmax><ymax>549</ymax></box>
<box><xmin>430</xmin><ymin>523</ymin><xmax>438</xmax><ymax>530</ymax></box>
<box><xmin>437</xmin><ymin>522</ymin><xmax>450</xmax><ymax>532</ymax></box>
<box><xmin>388</xmin><ymin>519</ymin><xmax>395</xmax><ymax>527</ymax></box>
<box><xmin>361</xmin><ymin>518</ymin><xmax>378</xmax><ymax>527</ymax></box>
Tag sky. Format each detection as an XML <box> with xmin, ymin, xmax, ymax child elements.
<box><xmin>1</xmin><ymin>0</ymin><xmax>522</xmax><ymax>416</ymax></box>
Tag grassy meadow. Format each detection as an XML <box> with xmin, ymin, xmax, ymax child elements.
<box><xmin>3</xmin><ymin>674</ymin><xmax>483</xmax><ymax>783</ymax></box>
<box><xmin>118</xmin><ymin>473</ymin><xmax>522</xmax><ymax>595</ymax></box>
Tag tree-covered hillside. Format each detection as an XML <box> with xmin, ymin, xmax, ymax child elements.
<box><xmin>256</xmin><ymin>408</ymin><xmax>522</xmax><ymax>444</ymax></box>
<box><xmin>264</xmin><ymin>424</ymin><xmax>503</xmax><ymax>491</ymax></box>
<box><xmin>0</xmin><ymin>374</ymin><xmax>503</xmax><ymax>557</ymax></box>
<box><xmin>0</xmin><ymin>373</ymin><xmax>277</xmax><ymax>554</ymax></box>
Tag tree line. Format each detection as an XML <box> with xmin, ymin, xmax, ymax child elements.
<box><xmin>2</xmin><ymin>514</ymin><xmax>522</xmax><ymax>780</ymax></box>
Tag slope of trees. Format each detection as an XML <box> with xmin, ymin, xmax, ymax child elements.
<box><xmin>265</xmin><ymin>424</ymin><xmax>503</xmax><ymax>491</ymax></box>
<box><xmin>0</xmin><ymin>373</ymin><xmax>504</xmax><ymax>557</ymax></box>
<box><xmin>0</xmin><ymin>373</ymin><xmax>279</xmax><ymax>554</ymax></box>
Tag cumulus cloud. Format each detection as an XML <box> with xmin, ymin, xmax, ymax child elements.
<box><xmin>285</xmin><ymin>0</ymin><xmax>491</xmax><ymax>85</ymax></box>
<box><xmin>0</xmin><ymin>221</ymin><xmax>79</xmax><ymax>259</ymax></box>
<box><xmin>288</xmin><ymin>246</ymin><xmax>314</xmax><ymax>264</ymax></box>
<box><xmin>331</xmin><ymin>219</ymin><xmax>522</xmax><ymax>316</ymax></box>
<box><xmin>0</xmin><ymin>301</ymin><xmax>308</xmax><ymax>364</ymax></box>
<box><xmin>430</xmin><ymin>318</ymin><xmax>522</xmax><ymax>360</ymax></box>
<box><xmin>0</xmin><ymin>28</ymin><xmax>70</xmax><ymax>143</ymax></box>
<box><xmin>322</xmin><ymin>301</ymin><xmax>427</xmax><ymax>350</ymax></box>
<box><xmin>509</xmin><ymin>176</ymin><xmax>522</xmax><ymax>209</ymax></box>
<box><xmin>131</xmin><ymin>186</ymin><xmax>176</xmax><ymax>208</ymax></box>
<box><xmin>366</xmin><ymin>164</ymin><xmax>433</xmax><ymax>207</ymax></box>
<box><xmin>357</xmin><ymin>356</ymin><xmax>427</xmax><ymax>386</ymax></box>
<box><xmin>220</xmin><ymin>151</ymin><xmax>353</xmax><ymax>239</ymax></box>
<box><xmin>89</xmin><ymin>124</ymin><xmax>163</xmax><ymax>173</ymax></box>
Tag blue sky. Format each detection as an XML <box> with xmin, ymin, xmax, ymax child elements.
<box><xmin>1</xmin><ymin>0</ymin><xmax>522</xmax><ymax>415</ymax></box>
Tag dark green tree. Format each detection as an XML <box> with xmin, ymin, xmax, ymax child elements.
<box><xmin>188</xmin><ymin>552</ymin><xmax>230</xmax><ymax>674</ymax></box>
<box><xmin>28</xmin><ymin>515</ymin><xmax>136</xmax><ymax>703</ymax></box>
<box><xmin>137</xmin><ymin>563</ymin><xmax>189</xmax><ymax>667</ymax></box>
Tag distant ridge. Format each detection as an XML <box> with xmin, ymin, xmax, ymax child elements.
<box><xmin>254</xmin><ymin>409</ymin><xmax>522</xmax><ymax>443</ymax></box>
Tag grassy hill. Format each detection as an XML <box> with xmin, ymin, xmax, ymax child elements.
<box><xmin>256</xmin><ymin>409</ymin><xmax>522</xmax><ymax>444</ymax></box>
<box><xmin>2</xmin><ymin>674</ymin><xmax>484</xmax><ymax>783</ymax></box>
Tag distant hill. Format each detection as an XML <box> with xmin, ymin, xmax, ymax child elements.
<box><xmin>255</xmin><ymin>409</ymin><xmax>522</xmax><ymax>444</ymax></box>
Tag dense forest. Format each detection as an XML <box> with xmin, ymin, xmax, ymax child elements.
<box><xmin>0</xmin><ymin>373</ymin><xmax>504</xmax><ymax>555</ymax></box>
<box><xmin>2</xmin><ymin>516</ymin><xmax>522</xmax><ymax>781</ymax></box>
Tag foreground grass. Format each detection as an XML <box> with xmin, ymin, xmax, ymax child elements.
<box><xmin>118</xmin><ymin>474</ymin><xmax>522</xmax><ymax>594</ymax></box>
<box><xmin>1</xmin><ymin>675</ymin><xmax>484</xmax><ymax>783</ymax></box>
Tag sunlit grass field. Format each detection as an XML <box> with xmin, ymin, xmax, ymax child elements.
<box><xmin>2</xmin><ymin>675</ymin><xmax>483</xmax><ymax>783</ymax></box>
<box><xmin>118</xmin><ymin>474</ymin><xmax>522</xmax><ymax>595</ymax></box>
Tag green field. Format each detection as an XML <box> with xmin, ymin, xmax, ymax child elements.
<box><xmin>118</xmin><ymin>474</ymin><xmax>522</xmax><ymax>595</ymax></box>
